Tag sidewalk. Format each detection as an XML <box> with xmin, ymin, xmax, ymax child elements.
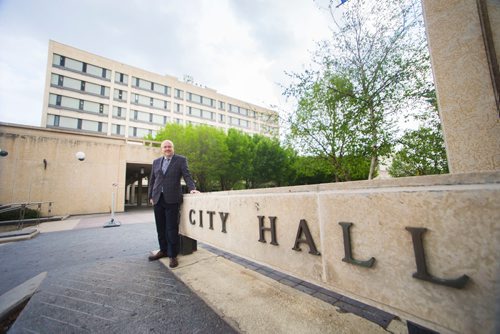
<box><xmin>36</xmin><ymin>210</ymin><xmax>155</xmax><ymax>233</ymax></box>
<box><xmin>1</xmin><ymin>211</ymin><xmax>407</xmax><ymax>333</ymax></box>
<box><xmin>164</xmin><ymin>247</ymin><xmax>404</xmax><ymax>333</ymax></box>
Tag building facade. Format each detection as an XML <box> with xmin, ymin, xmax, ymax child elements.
<box><xmin>41</xmin><ymin>40</ymin><xmax>279</xmax><ymax>139</ymax></box>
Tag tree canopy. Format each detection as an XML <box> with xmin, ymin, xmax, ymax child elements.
<box><xmin>152</xmin><ymin>125</ymin><xmax>296</xmax><ymax>191</ymax></box>
<box><xmin>389</xmin><ymin>90</ymin><xmax>448</xmax><ymax>177</ymax></box>
<box><xmin>284</xmin><ymin>0</ymin><xmax>433</xmax><ymax>180</ymax></box>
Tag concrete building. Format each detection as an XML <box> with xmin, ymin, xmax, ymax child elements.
<box><xmin>41</xmin><ymin>40</ymin><xmax>279</xmax><ymax>140</ymax></box>
<box><xmin>1</xmin><ymin>2</ymin><xmax>499</xmax><ymax>333</ymax></box>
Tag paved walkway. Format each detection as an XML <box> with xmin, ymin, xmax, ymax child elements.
<box><xmin>0</xmin><ymin>210</ymin><xmax>408</xmax><ymax>333</ymax></box>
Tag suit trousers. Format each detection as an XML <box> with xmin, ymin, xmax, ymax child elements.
<box><xmin>153</xmin><ymin>193</ymin><xmax>180</xmax><ymax>258</ymax></box>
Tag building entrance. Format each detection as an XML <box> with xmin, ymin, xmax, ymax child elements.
<box><xmin>125</xmin><ymin>163</ymin><xmax>151</xmax><ymax>209</ymax></box>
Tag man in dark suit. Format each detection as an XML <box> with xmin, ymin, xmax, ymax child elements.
<box><xmin>148</xmin><ymin>139</ymin><xmax>199</xmax><ymax>268</ymax></box>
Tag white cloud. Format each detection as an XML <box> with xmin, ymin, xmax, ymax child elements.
<box><xmin>0</xmin><ymin>0</ymin><xmax>332</xmax><ymax>126</ymax></box>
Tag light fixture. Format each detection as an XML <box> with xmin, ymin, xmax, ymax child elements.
<box><xmin>75</xmin><ymin>151</ymin><xmax>85</xmax><ymax>161</ymax></box>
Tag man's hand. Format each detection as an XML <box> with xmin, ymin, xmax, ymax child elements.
<box><xmin>190</xmin><ymin>190</ymin><xmax>200</xmax><ymax>194</ymax></box>
<box><xmin>150</xmin><ymin>199</ymin><xmax>154</xmax><ymax>205</ymax></box>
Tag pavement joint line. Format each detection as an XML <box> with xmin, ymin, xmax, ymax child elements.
<box><xmin>198</xmin><ymin>242</ymin><xmax>396</xmax><ymax>329</ymax></box>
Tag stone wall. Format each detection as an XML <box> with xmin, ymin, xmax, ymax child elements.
<box><xmin>422</xmin><ymin>0</ymin><xmax>500</xmax><ymax>173</ymax></box>
<box><xmin>0</xmin><ymin>123</ymin><xmax>157</xmax><ymax>216</ymax></box>
<box><xmin>181</xmin><ymin>173</ymin><xmax>500</xmax><ymax>333</ymax></box>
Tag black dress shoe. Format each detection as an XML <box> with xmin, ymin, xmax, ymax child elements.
<box><xmin>148</xmin><ymin>251</ymin><xmax>167</xmax><ymax>261</ymax></box>
<box><xmin>169</xmin><ymin>257</ymin><xmax>178</xmax><ymax>268</ymax></box>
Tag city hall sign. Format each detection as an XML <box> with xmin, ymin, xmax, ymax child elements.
<box><xmin>188</xmin><ymin>209</ymin><xmax>470</xmax><ymax>289</ymax></box>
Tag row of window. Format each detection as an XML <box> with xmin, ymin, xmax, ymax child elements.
<box><xmin>51</xmin><ymin>54</ymin><xmax>278</xmax><ymax>133</ymax></box>
<box><xmin>51</xmin><ymin>74</ymin><xmax>110</xmax><ymax>98</ymax></box>
<box><xmin>228</xmin><ymin>104</ymin><xmax>256</xmax><ymax>118</ymax></box>
<box><xmin>53</xmin><ymin>54</ymin><xmax>111</xmax><ymax>80</ymax></box>
<box><xmin>126</xmin><ymin>126</ymin><xmax>155</xmax><ymax>138</ymax></box>
<box><xmin>115</xmin><ymin>105</ymin><xmax>226</xmax><ymax>125</ymax></box>
<box><xmin>47</xmin><ymin>110</ymin><xmax>275</xmax><ymax>139</ymax></box>
<box><xmin>49</xmin><ymin>93</ymin><xmax>192</xmax><ymax>122</ymax></box>
<box><xmin>52</xmin><ymin>55</ymin><xmax>267</xmax><ymax>120</ymax></box>
<box><xmin>49</xmin><ymin>92</ymin><xmax>274</xmax><ymax>133</ymax></box>
<box><xmin>187</xmin><ymin>106</ymin><xmax>217</xmax><ymax>122</ymax></box>
<box><xmin>229</xmin><ymin>116</ymin><xmax>250</xmax><ymax>129</ymax></box>
<box><xmin>50</xmin><ymin>93</ymin><xmax>227</xmax><ymax>124</ymax></box>
<box><xmin>52</xmin><ymin>74</ymin><xmax>199</xmax><ymax>118</ymax></box>
<box><xmin>114</xmin><ymin>123</ymin><xmax>166</xmax><ymax>138</ymax></box>
<box><xmin>130</xmin><ymin>110</ymin><xmax>168</xmax><ymax>125</ymax></box>
<box><xmin>130</xmin><ymin>92</ymin><xmax>170</xmax><ymax>110</ymax></box>
<box><xmin>47</xmin><ymin>113</ymin><xmax>158</xmax><ymax>138</ymax></box>
<box><xmin>132</xmin><ymin>77</ymin><xmax>171</xmax><ymax>96</ymax></box>
<box><xmin>115</xmin><ymin>71</ymin><xmax>174</xmax><ymax>101</ymax></box>
<box><xmin>47</xmin><ymin>114</ymin><xmax>108</xmax><ymax>133</ymax></box>
<box><xmin>49</xmin><ymin>94</ymin><xmax>109</xmax><ymax>115</ymax></box>
<box><xmin>187</xmin><ymin>92</ymin><xmax>215</xmax><ymax>108</ymax></box>
<box><xmin>113</xmin><ymin>106</ymin><xmax>165</xmax><ymax>122</ymax></box>
<box><xmin>51</xmin><ymin>74</ymin><xmax>265</xmax><ymax>125</ymax></box>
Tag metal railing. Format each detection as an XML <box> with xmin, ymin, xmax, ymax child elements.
<box><xmin>0</xmin><ymin>201</ymin><xmax>53</xmax><ymax>230</ymax></box>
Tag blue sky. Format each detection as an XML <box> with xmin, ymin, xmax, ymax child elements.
<box><xmin>0</xmin><ymin>0</ymin><xmax>335</xmax><ymax>126</ymax></box>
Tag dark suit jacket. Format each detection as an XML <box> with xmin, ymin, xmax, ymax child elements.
<box><xmin>148</xmin><ymin>154</ymin><xmax>196</xmax><ymax>205</ymax></box>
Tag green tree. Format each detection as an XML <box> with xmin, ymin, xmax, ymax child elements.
<box><xmin>388</xmin><ymin>127</ymin><xmax>448</xmax><ymax>177</ymax></box>
<box><xmin>285</xmin><ymin>0</ymin><xmax>431</xmax><ymax>180</ymax></box>
<box><xmin>285</xmin><ymin>73</ymin><xmax>365</xmax><ymax>181</ymax></box>
<box><xmin>223</xmin><ymin>129</ymin><xmax>254</xmax><ymax>190</ymax></box>
<box><xmin>251</xmin><ymin>135</ymin><xmax>292</xmax><ymax>188</ymax></box>
<box><xmin>153</xmin><ymin>124</ymin><xmax>229</xmax><ymax>192</ymax></box>
<box><xmin>389</xmin><ymin>90</ymin><xmax>448</xmax><ymax>177</ymax></box>
<box><xmin>188</xmin><ymin>125</ymin><xmax>229</xmax><ymax>192</ymax></box>
<box><xmin>154</xmin><ymin>124</ymin><xmax>296</xmax><ymax>190</ymax></box>
<box><xmin>331</xmin><ymin>0</ymin><xmax>430</xmax><ymax>179</ymax></box>
<box><xmin>292</xmin><ymin>155</ymin><xmax>334</xmax><ymax>185</ymax></box>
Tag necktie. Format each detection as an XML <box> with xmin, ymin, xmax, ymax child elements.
<box><xmin>162</xmin><ymin>158</ymin><xmax>170</xmax><ymax>174</ymax></box>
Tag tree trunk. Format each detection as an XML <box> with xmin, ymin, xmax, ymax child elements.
<box><xmin>368</xmin><ymin>155</ymin><xmax>377</xmax><ymax>180</ymax></box>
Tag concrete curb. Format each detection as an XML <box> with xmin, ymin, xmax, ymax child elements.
<box><xmin>0</xmin><ymin>228</ymin><xmax>40</xmax><ymax>244</ymax></box>
<box><xmin>0</xmin><ymin>272</ymin><xmax>47</xmax><ymax>323</ymax></box>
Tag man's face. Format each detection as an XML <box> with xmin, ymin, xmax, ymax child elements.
<box><xmin>161</xmin><ymin>141</ymin><xmax>174</xmax><ymax>157</ymax></box>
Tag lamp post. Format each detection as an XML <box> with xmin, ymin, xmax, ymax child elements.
<box><xmin>103</xmin><ymin>183</ymin><xmax>121</xmax><ymax>228</ymax></box>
